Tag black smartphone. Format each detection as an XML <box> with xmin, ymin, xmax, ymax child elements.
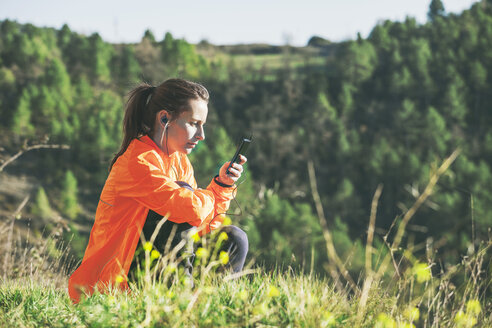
<box><xmin>226</xmin><ymin>136</ymin><xmax>252</xmax><ymax>174</ymax></box>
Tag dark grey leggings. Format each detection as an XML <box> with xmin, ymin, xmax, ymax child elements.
<box><xmin>129</xmin><ymin>209</ymin><xmax>249</xmax><ymax>282</ymax></box>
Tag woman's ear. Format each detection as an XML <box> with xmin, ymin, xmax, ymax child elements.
<box><xmin>158</xmin><ymin>110</ymin><xmax>171</xmax><ymax>125</ymax></box>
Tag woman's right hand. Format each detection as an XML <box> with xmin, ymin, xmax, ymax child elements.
<box><xmin>217</xmin><ymin>155</ymin><xmax>247</xmax><ymax>186</ymax></box>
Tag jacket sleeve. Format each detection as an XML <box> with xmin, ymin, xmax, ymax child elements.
<box><xmin>201</xmin><ymin>177</ymin><xmax>236</xmax><ymax>233</ymax></box>
<box><xmin>115</xmin><ymin>150</ymin><xmax>215</xmax><ymax>226</ymax></box>
<box><xmin>181</xmin><ymin>155</ymin><xmax>236</xmax><ymax>234</ymax></box>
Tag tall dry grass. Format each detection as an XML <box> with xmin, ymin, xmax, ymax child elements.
<box><xmin>0</xmin><ymin>147</ymin><xmax>490</xmax><ymax>327</ymax></box>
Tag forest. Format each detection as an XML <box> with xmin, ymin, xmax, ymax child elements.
<box><xmin>0</xmin><ymin>0</ymin><xmax>491</xmax><ymax>281</ymax></box>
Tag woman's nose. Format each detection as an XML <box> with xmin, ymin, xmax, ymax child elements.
<box><xmin>196</xmin><ymin>126</ymin><xmax>205</xmax><ymax>141</ymax></box>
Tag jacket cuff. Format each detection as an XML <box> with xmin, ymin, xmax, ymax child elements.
<box><xmin>214</xmin><ymin>175</ymin><xmax>234</xmax><ymax>188</ymax></box>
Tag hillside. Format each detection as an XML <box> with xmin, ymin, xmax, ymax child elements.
<box><xmin>0</xmin><ymin>3</ymin><xmax>491</xmax><ymax>321</ymax></box>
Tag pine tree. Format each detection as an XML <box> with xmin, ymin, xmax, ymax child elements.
<box><xmin>88</xmin><ymin>33</ymin><xmax>113</xmax><ymax>82</ymax></box>
<box><xmin>428</xmin><ymin>0</ymin><xmax>446</xmax><ymax>21</ymax></box>
<box><xmin>57</xmin><ymin>24</ymin><xmax>71</xmax><ymax>50</ymax></box>
<box><xmin>469</xmin><ymin>61</ymin><xmax>487</xmax><ymax>91</ymax></box>
<box><xmin>44</xmin><ymin>58</ymin><xmax>72</xmax><ymax>104</ymax></box>
<box><xmin>442</xmin><ymin>74</ymin><xmax>467</xmax><ymax>123</ymax></box>
<box><xmin>61</xmin><ymin>170</ymin><xmax>79</xmax><ymax>219</ymax></box>
<box><xmin>0</xmin><ymin>67</ymin><xmax>17</xmax><ymax>127</ymax></box>
<box><xmin>11</xmin><ymin>89</ymin><xmax>34</xmax><ymax>137</ymax></box>
<box><xmin>142</xmin><ymin>29</ymin><xmax>156</xmax><ymax>43</ymax></box>
<box><xmin>115</xmin><ymin>46</ymin><xmax>141</xmax><ymax>83</ymax></box>
<box><xmin>31</xmin><ymin>187</ymin><xmax>52</xmax><ymax>220</ymax></box>
<box><xmin>424</xmin><ymin>107</ymin><xmax>450</xmax><ymax>155</ymax></box>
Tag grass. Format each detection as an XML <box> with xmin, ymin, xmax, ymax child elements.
<box><xmin>226</xmin><ymin>53</ymin><xmax>326</xmax><ymax>71</ymax></box>
<box><xmin>0</xmin><ymin>150</ymin><xmax>490</xmax><ymax>327</ymax></box>
<box><xmin>0</xmin><ymin>221</ymin><xmax>490</xmax><ymax>327</ymax></box>
<box><xmin>0</xmin><ymin>258</ymin><xmax>489</xmax><ymax>327</ymax></box>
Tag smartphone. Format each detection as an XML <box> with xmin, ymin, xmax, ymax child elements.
<box><xmin>226</xmin><ymin>136</ymin><xmax>252</xmax><ymax>174</ymax></box>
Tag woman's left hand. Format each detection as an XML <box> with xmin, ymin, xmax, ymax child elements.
<box><xmin>217</xmin><ymin>155</ymin><xmax>247</xmax><ymax>186</ymax></box>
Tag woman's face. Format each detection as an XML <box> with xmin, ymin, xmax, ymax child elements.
<box><xmin>164</xmin><ymin>99</ymin><xmax>208</xmax><ymax>155</ymax></box>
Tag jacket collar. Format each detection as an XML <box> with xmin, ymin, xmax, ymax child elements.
<box><xmin>138</xmin><ymin>135</ymin><xmax>163</xmax><ymax>154</ymax></box>
<box><xmin>137</xmin><ymin>135</ymin><xmax>175</xmax><ymax>161</ymax></box>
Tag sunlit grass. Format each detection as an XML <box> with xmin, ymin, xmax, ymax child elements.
<box><xmin>0</xmin><ymin>238</ymin><xmax>490</xmax><ymax>327</ymax></box>
<box><xmin>0</xmin><ymin>152</ymin><xmax>490</xmax><ymax>327</ymax></box>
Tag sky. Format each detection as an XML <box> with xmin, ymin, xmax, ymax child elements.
<box><xmin>0</xmin><ymin>0</ymin><xmax>478</xmax><ymax>46</ymax></box>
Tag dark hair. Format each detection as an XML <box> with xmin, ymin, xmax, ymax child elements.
<box><xmin>109</xmin><ymin>78</ymin><xmax>209</xmax><ymax>170</ymax></box>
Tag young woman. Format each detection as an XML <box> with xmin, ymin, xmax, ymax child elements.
<box><xmin>68</xmin><ymin>78</ymin><xmax>248</xmax><ymax>304</ymax></box>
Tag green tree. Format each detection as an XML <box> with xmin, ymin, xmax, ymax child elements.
<box><xmin>62</xmin><ymin>33</ymin><xmax>90</xmax><ymax>79</ymax></box>
<box><xmin>0</xmin><ymin>67</ymin><xmax>17</xmax><ymax>126</ymax></box>
<box><xmin>57</xmin><ymin>24</ymin><xmax>72</xmax><ymax>50</ymax></box>
<box><xmin>112</xmin><ymin>45</ymin><xmax>141</xmax><ymax>84</ymax></box>
<box><xmin>331</xmin><ymin>216</ymin><xmax>365</xmax><ymax>273</ymax></box>
<box><xmin>142</xmin><ymin>29</ymin><xmax>156</xmax><ymax>43</ymax></box>
<box><xmin>61</xmin><ymin>170</ymin><xmax>79</xmax><ymax>219</ymax></box>
<box><xmin>249</xmin><ymin>192</ymin><xmax>324</xmax><ymax>270</ymax></box>
<box><xmin>88</xmin><ymin>33</ymin><xmax>114</xmax><ymax>82</ymax></box>
<box><xmin>31</xmin><ymin>186</ymin><xmax>52</xmax><ymax>220</ymax></box>
<box><xmin>160</xmin><ymin>33</ymin><xmax>210</xmax><ymax>78</ymax></box>
<box><xmin>34</xmin><ymin>86</ymin><xmax>57</xmax><ymax>132</ymax></box>
<box><xmin>307</xmin><ymin>35</ymin><xmax>331</xmax><ymax>47</ymax></box>
<box><xmin>442</xmin><ymin>73</ymin><xmax>467</xmax><ymax>124</ymax></box>
<box><xmin>12</xmin><ymin>33</ymin><xmax>35</xmax><ymax>68</ymax></box>
<box><xmin>424</xmin><ymin>107</ymin><xmax>450</xmax><ymax>156</ymax></box>
<box><xmin>134</xmin><ymin>37</ymin><xmax>161</xmax><ymax>83</ymax></box>
<box><xmin>0</xmin><ymin>20</ymin><xmax>20</xmax><ymax>66</ymax></box>
<box><xmin>336</xmin><ymin>40</ymin><xmax>377</xmax><ymax>85</ymax></box>
<box><xmin>11</xmin><ymin>89</ymin><xmax>34</xmax><ymax>137</ymax></box>
<box><xmin>428</xmin><ymin>0</ymin><xmax>446</xmax><ymax>21</ymax></box>
<box><xmin>406</xmin><ymin>38</ymin><xmax>433</xmax><ymax>99</ymax></box>
<box><xmin>469</xmin><ymin>61</ymin><xmax>487</xmax><ymax>91</ymax></box>
<box><xmin>44</xmin><ymin>58</ymin><xmax>72</xmax><ymax>104</ymax></box>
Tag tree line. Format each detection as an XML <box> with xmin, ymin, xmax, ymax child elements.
<box><xmin>1</xmin><ymin>0</ymin><xmax>491</xmax><ymax>275</ymax></box>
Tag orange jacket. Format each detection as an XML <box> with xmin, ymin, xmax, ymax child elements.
<box><xmin>68</xmin><ymin>135</ymin><xmax>235</xmax><ymax>303</ymax></box>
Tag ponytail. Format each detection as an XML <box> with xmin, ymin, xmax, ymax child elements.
<box><xmin>109</xmin><ymin>83</ymin><xmax>155</xmax><ymax>171</ymax></box>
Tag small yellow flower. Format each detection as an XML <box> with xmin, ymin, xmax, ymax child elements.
<box><xmin>143</xmin><ymin>242</ymin><xmax>153</xmax><ymax>252</ymax></box>
<box><xmin>375</xmin><ymin>313</ymin><xmax>396</xmax><ymax>328</ymax></box>
<box><xmin>466</xmin><ymin>299</ymin><xmax>481</xmax><ymax>316</ymax></box>
<box><xmin>404</xmin><ymin>307</ymin><xmax>420</xmax><ymax>322</ymax></box>
<box><xmin>412</xmin><ymin>262</ymin><xmax>431</xmax><ymax>283</ymax></box>
<box><xmin>454</xmin><ymin>310</ymin><xmax>477</xmax><ymax>327</ymax></box>
<box><xmin>190</xmin><ymin>231</ymin><xmax>200</xmax><ymax>243</ymax></box>
<box><xmin>455</xmin><ymin>310</ymin><xmax>466</xmax><ymax>322</ymax></box>
<box><xmin>253</xmin><ymin>302</ymin><xmax>268</xmax><ymax>315</ymax></box>
<box><xmin>267</xmin><ymin>285</ymin><xmax>280</xmax><ymax>298</ymax></box>
<box><xmin>151</xmin><ymin>249</ymin><xmax>161</xmax><ymax>260</ymax></box>
<box><xmin>107</xmin><ymin>295</ymin><xmax>116</xmax><ymax>304</ymax></box>
<box><xmin>321</xmin><ymin>311</ymin><xmax>336</xmax><ymax>327</ymax></box>
<box><xmin>238</xmin><ymin>290</ymin><xmax>248</xmax><ymax>301</ymax></box>
<box><xmin>219</xmin><ymin>251</ymin><xmax>229</xmax><ymax>265</ymax></box>
<box><xmin>196</xmin><ymin>247</ymin><xmax>208</xmax><ymax>259</ymax></box>
<box><xmin>173</xmin><ymin>308</ymin><xmax>181</xmax><ymax>316</ymax></box>
<box><xmin>218</xmin><ymin>231</ymin><xmax>229</xmax><ymax>242</ymax></box>
<box><xmin>182</xmin><ymin>276</ymin><xmax>192</xmax><ymax>287</ymax></box>
<box><xmin>222</xmin><ymin>216</ymin><xmax>232</xmax><ymax>226</ymax></box>
<box><xmin>467</xmin><ymin>317</ymin><xmax>477</xmax><ymax>327</ymax></box>
<box><xmin>165</xmin><ymin>263</ymin><xmax>177</xmax><ymax>274</ymax></box>
<box><xmin>203</xmin><ymin>287</ymin><xmax>214</xmax><ymax>294</ymax></box>
<box><xmin>115</xmin><ymin>275</ymin><xmax>125</xmax><ymax>283</ymax></box>
<box><xmin>166</xmin><ymin>290</ymin><xmax>175</xmax><ymax>298</ymax></box>
<box><xmin>399</xmin><ymin>323</ymin><xmax>415</xmax><ymax>328</ymax></box>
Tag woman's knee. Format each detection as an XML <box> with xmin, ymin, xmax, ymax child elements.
<box><xmin>221</xmin><ymin>225</ymin><xmax>249</xmax><ymax>249</ymax></box>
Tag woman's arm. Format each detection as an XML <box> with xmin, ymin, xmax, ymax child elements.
<box><xmin>115</xmin><ymin>150</ymin><xmax>216</xmax><ymax>226</ymax></box>
<box><xmin>201</xmin><ymin>155</ymin><xmax>247</xmax><ymax>233</ymax></box>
